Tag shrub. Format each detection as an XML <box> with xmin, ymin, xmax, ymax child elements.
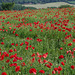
<box><xmin>13</xmin><ymin>4</ymin><xmax>26</xmax><ymax>10</ymax></box>
<box><xmin>47</xmin><ymin>7</ymin><xmax>57</xmax><ymax>9</ymax></box>
<box><xmin>25</xmin><ymin>7</ymin><xmax>36</xmax><ymax>9</ymax></box>
<box><xmin>13</xmin><ymin>4</ymin><xmax>36</xmax><ymax>10</ymax></box>
<box><xmin>58</xmin><ymin>5</ymin><xmax>74</xmax><ymax>8</ymax></box>
<box><xmin>1</xmin><ymin>2</ymin><xmax>15</xmax><ymax>10</ymax></box>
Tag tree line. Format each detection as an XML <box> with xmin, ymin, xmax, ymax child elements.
<box><xmin>0</xmin><ymin>0</ymin><xmax>75</xmax><ymax>4</ymax></box>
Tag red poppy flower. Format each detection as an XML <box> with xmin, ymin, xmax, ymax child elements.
<box><xmin>29</xmin><ymin>45</ymin><xmax>32</xmax><ymax>48</ymax></box>
<box><xmin>13</xmin><ymin>58</ymin><xmax>17</xmax><ymax>62</ymax></box>
<box><xmin>71</xmin><ymin>65</ymin><xmax>74</xmax><ymax>69</ymax></box>
<box><xmin>39</xmin><ymin>70</ymin><xmax>45</xmax><ymax>74</ymax></box>
<box><xmin>37</xmin><ymin>38</ymin><xmax>42</xmax><ymax>42</ymax></box>
<box><xmin>68</xmin><ymin>43</ymin><xmax>72</xmax><ymax>46</ymax></box>
<box><xmin>31</xmin><ymin>53</ymin><xmax>35</xmax><ymax>57</ymax></box>
<box><xmin>21</xmin><ymin>62</ymin><xmax>25</xmax><ymax>66</ymax></box>
<box><xmin>14</xmin><ymin>49</ymin><xmax>17</xmax><ymax>51</ymax></box>
<box><xmin>0</xmin><ymin>55</ymin><xmax>4</xmax><ymax>61</ymax></box>
<box><xmin>0</xmin><ymin>29</ymin><xmax>2</xmax><ymax>31</ymax></box>
<box><xmin>59</xmin><ymin>55</ymin><xmax>64</xmax><ymax>59</ymax></box>
<box><xmin>58</xmin><ymin>66</ymin><xmax>62</xmax><ymax>71</ymax></box>
<box><xmin>1</xmin><ymin>42</ymin><xmax>4</xmax><ymax>45</ymax></box>
<box><xmin>13</xmin><ymin>63</ymin><xmax>17</xmax><ymax>67</ymax></box>
<box><xmin>5</xmin><ymin>53</ymin><xmax>9</xmax><ymax>57</ymax></box>
<box><xmin>52</xmin><ymin>70</ymin><xmax>56</xmax><ymax>74</ymax></box>
<box><xmin>43</xmin><ymin>59</ymin><xmax>48</xmax><ymax>63</ymax></box>
<box><xmin>18</xmin><ymin>57</ymin><xmax>23</xmax><ymax>60</ymax></box>
<box><xmin>26</xmin><ymin>37</ymin><xmax>30</xmax><ymax>40</ymax></box>
<box><xmin>47</xmin><ymin>64</ymin><xmax>51</xmax><ymax>68</ymax></box>
<box><xmin>15</xmin><ymin>34</ymin><xmax>19</xmax><ymax>36</ymax></box>
<box><xmin>1</xmin><ymin>72</ymin><xmax>7</xmax><ymax>75</ymax></box>
<box><xmin>42</xmin><ymin>53</ymin><xmax>48</xmax><ymax>58</ymax></box>
<box><xmin>25</xmin><ymin>41</ymin><xmax>29</xmax><ymax>46</ymax></box>
<box><xmin>58</xmin><ymin>71</ymin><xmax>60</xmax><ymax>74</ymax></box>
<box><xmin>11</xmin><ymin>43</ymin><xmax>14</xmax><ymax>45</ymax></box>
<box><xmin>48</xmin><ymin>62</ymin><xmax>53</xmax><ymax>66</ymax></box>
<box><xmin>10</xmin><ymin>55</ymin><xmax>14</xmax><ymax>59</ymax></box>
<box><xmin>73</xmin><ymin>39</ymin><xmax>75</xmax><ymax>42</ymax></box>
<box><xmin>9</xmin><ymin>27</ymin><xmax>11</xmax><ymax>29</ymax></box>
<box><xmin>60</xmin><ymin>47</ymin><xmax>63</xmax><ymax>50</ymax></box>
<box><xmin>0</xmin><ymin>49</ymin><xmax>1</xmax><ymax>51</ymax></box>
<box><xmin>73</xmin><ymin>48</ymin><xmax>75</xmax><ymax>51</ymax></box>
<box><xmin>9</xmin><ymin>49</ymin><xmax>13</xmax><ymax>53</ymax></box>
<box><xmin>16</xmin><ymin>44</ymin><xmax>18</xmax><ymax>46</ymax></box>
<box><xmin>6</xmin><ymin>59</ymin><xmax>10</xmax><ymax>63</ymax></box>
<box><xmin>2</xmin><ymin>66</ymin><xmax>4</xmax><ymax>69</ymax></box>
<box><xmin>25</xmin><ymin>46</ymin><xmax>28</xmax><ymax>50</ymax></box>
<box><xmin>20</xmin><ymin>42</ymin><xmax>23</xmax><ymax>46</ymax></box>
<box><xmin>31</xmin><ymin>57</ymin><xmax>35</xmax><ymax>63</ymax></box>
<box><xmin>13</xmin><ymin>31</ymin><xmax>15</xmax><ymax>34</ymax></box>
<box><xmin>54</xmin><ymin>68</ymin><xmax>58</xmax><ymax>71</ymax></box>
<box><xmin>29</xmin><ymin>68</ymin><xmax>37</xmax><ymax>74</ymax></box>
<box><xmin>38</xmin><ymin>59</ymin><xmax>43</xmax><ymax>64</ymax></box>
<box><xmin>15</xmin><ymin>66</ymin><xmax>20</xmax><ymax>72</ymax></box>
<box><xmin>30</xmin><ymin>29</ymin><xmax>32</xmax><ymax>31</ymax></box>
<box><xmin>61</xmin><ymin>62</ymin><xmax>65</xmax><ymax>66</ymax></box>
<box><xmin>32</xmin><ymin>47</ymin><xmax>35</xmax><ymax>50</ymax></box>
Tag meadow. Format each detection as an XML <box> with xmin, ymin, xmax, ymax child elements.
<box><xmin>0</xmin><ymin>7</ymin><xmax>75</xmax><ymax>75</ymax></box>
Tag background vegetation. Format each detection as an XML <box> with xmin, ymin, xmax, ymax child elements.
<box><xmin>0</xmin><ymin>0</ymin><xmax>75</xmax><ymax>4</ymax></box>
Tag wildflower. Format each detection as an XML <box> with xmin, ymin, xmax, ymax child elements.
<box><xmin>60</xmin><ymin>47</ymin><xmax>63</xmax><ymax>50</ymax></box>
<box><xmin>71</xmin><ymin>65</ymin><xmax>74</xmax><ymax>69</ymax></box>
<box><xmin>73</xmin><ymin>39</ymin><xmax>75</xmax><ymax>42</ymax></box>
<box><xmin>39</xmin><ymin>70</ymin><xmax>45</xmax><ymax>74</ymax></box>
<box><xmin>59</xmin><ymin>55</ymin><xmax>64</xmax><ymax>59</ymax></box>
<box><xmin>21</xmin><ymin>62</ymin><xmax>25</xmax><ymax>66</ymax></box>
<box><xmin>52</xmin><ymin>70</ymin><xmax>56</xmax><ymax>74</ymax></box>
<box><xmin>61</xmin><ymin>62</ymin><xmax>65</xmax><ymax>66</ymax></box>
<box><xmin>15</xmin><ymin>66</ymin><xmax>20</xmax><ymax>72</ymax></box>
<box><xmin>1</xmin><ymin>72</ymin><xmax>7</xmax><ymax>75</ymax></box>
<box><xmin>58</xmin><ymin>66</ymin><xmax>62</xmax><ymax>71</ymax></box>
<box><xmin>1</xmin><ymin>42</ymin><xmax>4</xmax><ymax>45</ymax></box>
<box><xmin>29</xmin><ymin>68</ymin><xmax>37</xmax><ymax>74</ymax></box>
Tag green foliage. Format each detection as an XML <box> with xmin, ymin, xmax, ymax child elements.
<box><xmin>58</xmin><ymin>5</ymin><xmax>74</xmax><ymax>8</ymax></box>
<box><xmin>13</xmin><ymin>4</ymin><xmax>36</xmax><ymax>10</ymax></box>
<box><xmin>13</xmin><ymin>4</ymin><xmax>26</xmax><ymax>10</ymax></box>
<box><xmin>0</xmin><ymin>0</ymin><xmax>75</xmax><ymax>4</ymax></box>
<box><xmin>47</xmin><ymin>7</ymin><xmax>57</xmax><ymax>8</ymax></box>
<box><xmin>1</xmin><ymin>2</ymin><xmax>15</xmax><ymax>10</ymax></box>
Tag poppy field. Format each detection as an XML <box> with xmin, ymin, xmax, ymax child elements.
<box><xmin>0</xmin><ymin>7</ymin><xmax>75</xmax><ymax>75</ymax></box>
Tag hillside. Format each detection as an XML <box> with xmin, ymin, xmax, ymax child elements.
<box><xmin>0</xmin><ymin>0</ymin><xmax>75</xmax><ymax>4</ymax></box>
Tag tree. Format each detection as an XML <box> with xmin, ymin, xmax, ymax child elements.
<box><xmin>1</xmin><ymin>2</ymin><xmax>15</xmax><ymax>10</ymax></box>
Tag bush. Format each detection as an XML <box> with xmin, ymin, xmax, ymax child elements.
<box><xmin>13</xmin><ymin>4</ymin><xmax>26</xmax><ymax>10</ymax></box>
<box><xmin>47</xmin><ymin>7</ymin><xmax>57</xmax><ymax>9</ymax></box>
<box><xmin>13</xmin><ymin>4</ymin><xmax>36</xmax><ymax>10</ymax></box>
<box><xmin>1</xmin><ymin>2</ymin><xmax>15</xmax><ymax>10</ymax></box>
<box><xmin>25</xmin><ymin>7</ymin><xmax>36</xmax><ymax>9</ymax></box>
<box><xmin>0</xmin><ymin>3</ymin><xmax>37</xmax><ymax>11</ymax></box>
<box><xmin>58</xmin><ymin>5</ymin><xmax>74</xmax><ymax>8</ymax></box>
